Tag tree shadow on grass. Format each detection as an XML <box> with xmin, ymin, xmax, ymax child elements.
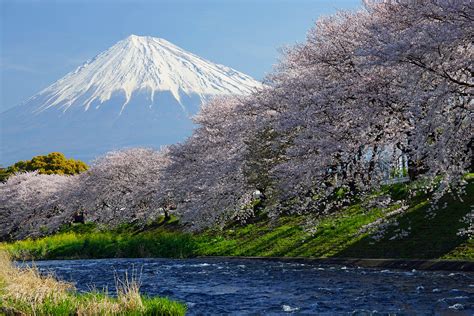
<box><xmin>334</xmin><ymin>183</ymin><xmax>474</xmax><ymax>259</ymax></box>
<box><xmin>288</xmin><ymin>235</ymin><xmax>355</xmax><ymax>258</ymax></box>
<box><xmin>231</xmin><ymin>226</ymin><xmax>302</xmax><ymax>256</ymax></box>
<box><xmin>200</xmin><ymin>218</ymin><xmax>305</xmax><ymax>257</ymax></box>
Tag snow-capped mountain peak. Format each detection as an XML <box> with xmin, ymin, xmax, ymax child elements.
<box><xmin>1</xmin><ymin>35</ymin><xmax>262</xmax><ymax>165</ymax></box>
<box><xmin>34</xmin><ymin>35</ymin><xmax>261</xmax><ymax>114</ymax></box>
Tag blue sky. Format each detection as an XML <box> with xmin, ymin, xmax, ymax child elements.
<box><xmin>0</xmin><ymin>0</ymin><xmax>361</xmax><ymax>112</ymax></box>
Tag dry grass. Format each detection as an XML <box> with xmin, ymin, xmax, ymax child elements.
<box><xmin>0</xmin><ymin>251</ymin><xmax>72</xmax><ymax>308</ymax></box>
<box><xmin>0</xmin><ymin>251</ymin><xmax>186</xmax><ymax>315</ymax></box>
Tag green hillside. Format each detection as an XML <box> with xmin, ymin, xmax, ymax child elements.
<box><xmin>2</xmin><ymin>178</ymin><xmax>472</xmax><ymax>261</ymax></box>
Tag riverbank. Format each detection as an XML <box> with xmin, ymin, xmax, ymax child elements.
<box><xmin>0</xmin><ymin>252</ymin><xmax>186</xmax><ymax>315</ymax></box>
<box><xmin>1</xmin><ymin>180</ymin><xmax>473</xmax><ymax>264</ymax></box>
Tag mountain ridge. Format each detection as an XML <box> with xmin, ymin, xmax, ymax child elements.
<box><xmin>0</xmin><ymin>35</ymin><xmax>262</xmax><ymax>164</ymax></box>
<box><xmin>29</xmin><ymin>34</ymin><xmax>261</xmax><ymax>114</ymax></box>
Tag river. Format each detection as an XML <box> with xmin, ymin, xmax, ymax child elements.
<box><xmin>30</xmin><ymin>258</ymin><xmax>474</xmax><ymax>314</ymax></box>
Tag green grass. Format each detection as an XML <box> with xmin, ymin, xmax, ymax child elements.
<box><xmin>443</xmin><ymin>239</ymin><xmax>474</xmax><ymax>260</ymax></box>
<box><xmin>337</xmin><ymin>191</ymin><xmax>473</xmax><ymax>259</ymax></box>
<box><xmin>196</xmin><ymin>204</ymin><xmax>396</xmax><ymax>258</ymax></box>
<box><xmin>1</xmin><ymin>230</ymin><xmax>198</xmax><ymax>261</ymax></box>
<box><xmin>1</xmin><ymin>180</ymin><xmax>473</xmax><ymax>261</ymax></box>
<box><xmin>194</xmin><ymin>179</ymin><xmax>473</xmax><ymax>259</ymax></box>
<box><xmin>1</xmin><ymin>292</ymin><xmax>186</xmax><ymax>316</ymax></box>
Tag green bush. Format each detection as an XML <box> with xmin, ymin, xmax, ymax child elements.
<box><xmin>2</xmin><ymin>152</ymin><xmax>88</xmax><ymax>180</ymax></box>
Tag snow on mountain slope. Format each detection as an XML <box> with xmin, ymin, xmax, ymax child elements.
<box><xmin>0</xmin><ymin>35</ymin><xmax>262</xmax><ymax>164</ymax></box>
<box><xmin>33</xmin><ymin>34</ymin><xmax>261</xmax><ymax>114</ymax></box>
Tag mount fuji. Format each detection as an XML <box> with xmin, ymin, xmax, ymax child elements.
<box><xmin>0</xmin><ymin>35</ymin><xmax>262</xmax><ymax>165</ymax></box>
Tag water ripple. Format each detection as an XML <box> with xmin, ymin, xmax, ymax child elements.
<box><xmin>30</xmin><ymin>258</ymin><xmax>474</xmax><ymax>315</ymax></box>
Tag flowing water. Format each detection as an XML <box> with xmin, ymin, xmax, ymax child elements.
<box><xmin>29</xmin><ymin>258</ymin><xmax>474</xmax><ymax>315</ymax></box>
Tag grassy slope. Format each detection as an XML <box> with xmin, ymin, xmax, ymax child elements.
<box><xmin>1</xmin><ymin>180</ymin><xmax>473</xmax><ymax>261</ymax></box>
<box><xmin>198</xmin><ymin>180</ymin><xmax>473</xmax><ymax>259</ymax></box>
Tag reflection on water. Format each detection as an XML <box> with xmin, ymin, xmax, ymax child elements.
<box><xmin>27</xmin><ymin>258</ymin><xmax>474</xmax><ymax>314</ymax></box>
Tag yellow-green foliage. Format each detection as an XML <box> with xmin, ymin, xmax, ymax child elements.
<box><xmin>0</xmin><ymin>230</ymin><xmax>197</xmax><ymax>261</ymax></box>
<box><xmin>5</xmin><ymin>152</ymin><xmax>88</xmax><ymax>177</ymax></box>
<box><xmin>0</xmin><ymin>251</ymin><xmax>187</xmax><ymax>315</ymax></box>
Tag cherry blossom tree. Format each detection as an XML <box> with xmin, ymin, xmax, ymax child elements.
<box><xmin>0</xmin><ymin>171</ymin><xmax>79</xmax><ymax>240</ymax></box>
<box><xmin>0</xmin><ymin>148</ymin><xmax>174</xmax><ymax>240</ymax></box>
<box><xmin>360</xmin><ymin>0</ymin><xmax>473</xmax><ymax>193</ymax></box>
<box><xmin>253</xmin><ymin>0</ymin><xmax>473</xmax><ymax>215</ymax></box>
<box><xmin>68</xmin><ymin>148</ymin><xmax>171</xmax><ymax>226</ymax></box>
<box><xmin>161</xmin><ymin>96</ymin><xmax>259</xmax><ymax>230</ymax></box>
<box><xmin>163</xmin><ymin>0</ymin><xmax>472</xmax><ymax>226</ymax></box>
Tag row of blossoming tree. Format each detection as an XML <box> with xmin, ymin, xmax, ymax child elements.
<box><xmin>1</xmin><ymin>0</ymin><xmax>472</xmax><ymax>240</ymax></box>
